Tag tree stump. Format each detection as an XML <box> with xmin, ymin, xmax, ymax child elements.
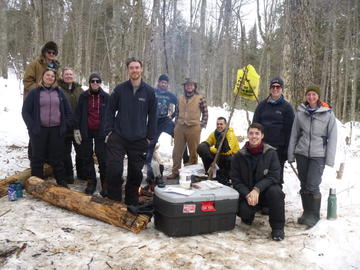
<box><xmin>25</xmin><ymin>176</ymin><xmax>150</xmax><ymax>233</ymax></box>
<box><xmin>0</xmin><ymin>164</ymin><xmax>52</xmax><ymax>197</ymax></box>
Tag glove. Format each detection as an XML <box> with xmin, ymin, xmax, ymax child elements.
<box><xmin>74</xmin><ymin>129</ymin><xmax>82</xmax><ymax>145</ymax></box>
<box><xmin>105</xmin><ymin>131</ymin><xmax>112</xmax><ymax>143</ymax></box>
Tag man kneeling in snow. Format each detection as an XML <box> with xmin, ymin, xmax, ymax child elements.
<box><xmin>197</xmin><ymin>117</ymin><xmax>239</xmax><ymax>185</ymax></box>
<box><xmin>230</xmin><ymin>123</ymin><xmax>285</xmax><ymax>241</ymax></box>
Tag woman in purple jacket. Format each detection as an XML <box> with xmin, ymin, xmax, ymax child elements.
<box><xmin>22</xmin><ymin>68</ymin><xmax>72</xmax><ymax>187</ymax></box>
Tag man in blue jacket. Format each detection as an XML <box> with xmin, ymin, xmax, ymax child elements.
<box><xmin>104</xmin><ymin>57</ymin><xmax>157</xmax><ymax>205</ymax></box>
<box><xmin>145</xmin><ymin>74</ymin><xmax>177</xmax><ymax>186</ymax></box>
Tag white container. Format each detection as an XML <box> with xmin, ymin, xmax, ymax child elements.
<box><xmin>179</xmin><ymin>175</ymin><xmax>191</xmax><ymax>189</ymax></box>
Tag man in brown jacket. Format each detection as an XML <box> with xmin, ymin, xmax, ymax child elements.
<box><xmin>23</xmin><ymin>41</ymin><xmax>60</xmax><ymax>99</ymax></box>
<box><xmin>166</xmin><ymin>78</ymin><xmax>208</xmax><ymax>179</ymax></box>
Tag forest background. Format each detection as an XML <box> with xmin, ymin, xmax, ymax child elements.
<box><xmin>0</xmin><ymin>0</ymin><xmax>358</xmax><ymax>121</ymax></box>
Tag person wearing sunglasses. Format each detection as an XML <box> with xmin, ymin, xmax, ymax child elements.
<box><xmin>23</xmin><ymin>41</ymin><xmax>60</xmax><ymax>100</ymax></box>
<box><xmin>74</xmin><ymin>73</ymin><xmax>109</xmax><ymax>195</ymax></box>
<box><xmin>252</xmin><ymin>77</ymin><xmax>295</xmax><ymax>187</ymax></box>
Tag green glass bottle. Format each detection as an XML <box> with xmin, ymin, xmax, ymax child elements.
<box><xmin>327</xmin><ymin>188</ymin><xmax>337</xmax><ymax>220</ymax></box>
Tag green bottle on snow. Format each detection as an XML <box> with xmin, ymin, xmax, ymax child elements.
<box><xmin>327</xmin><ymin>188</ymin><xmax>337</xmax><ymax>220</ymax></box>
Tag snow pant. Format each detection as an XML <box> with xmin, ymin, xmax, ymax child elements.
<box><xmin>30</xmin><ymin>126</ymin><xmax>67</xmax><ymax>183</ymax></box>
<box><xmin>172</xmin><ymin>124</ymin><xmax>201</xmax><ymax>175</ymax></box>
<box><xmin>197</xmin><ymin>142</ymin><xmax>231</xmax><ymax>181</ymax></box>
<box><xmin>64</xmin><ymin>134</ymin><xmax>83</xmax><ymax>179</ymax></box>
<box><xmin>295</xmin><ymin>154</ymin><xmax>325</xmax><ymax>195</ymax></box>
<box><xmin>80</xmin><ymin>130</ymin><xmax>106</xmax><ymax>183</ymax></box>
<box><xmin>106</xmin><ymin>132</ymin><xmax>148</xmax><ymax>205</ymax></box>
<box><xmin>273</xmin><ymin>145</ymin><xmax>287</xmax><ymax>184</ymax></box>
<box><xmin>237</xmin><ymin>184</ymin><xmax>285</xmax><ymax>230</ymax></box>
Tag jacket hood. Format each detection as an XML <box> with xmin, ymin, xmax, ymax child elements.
<box><xmin>298</xmin><ymin>103</ymin><xmax>332</xmax><ymax>114</ymax></box>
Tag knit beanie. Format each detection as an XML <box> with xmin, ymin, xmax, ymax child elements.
<box><xmin>269</xmin><ymin>77</ymin><xmax>284</xmax><ymax>88</ymax></box>
<box><xmin>89</xmin><ymin>72</ymin><xmax>102</xmax><ymax>82</ymax></box>
<box><xmin>158</xmin><ymin>74</ymin><xmax>169</xmax><ymax>82</ymax></box>
<box><xmin>305</xmin><ymin>85</ymin><xmax>321</xmax><ymax>97</ymax></box>
<box><xmin>41</xmin><ymin>41</ymin><xmax>58</xmax><ymax>56</ymax></box>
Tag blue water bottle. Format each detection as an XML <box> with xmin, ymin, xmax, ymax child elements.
<box><xmin>14</xmin><ymin>181</ymin><xmax>23</xmax><ymax>198</ymax></box>
<box><xmin>7</xmin><ymin>184</ymin><xmax>17</xmax><ymax>201</ymax></box>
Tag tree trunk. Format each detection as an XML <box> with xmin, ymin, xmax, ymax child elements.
<box><xmin>0</xmin><ymin>0</ymin><xmax>8</xmax><ymax>79</ymax></box>
<box><xmin>25</xmin><ymin>176</ymin><xmax>150</xmax><ymax>233</ymax></box>
<box><xmin>0</xmin><ymin>165</ymin><xmax>52</xmax><ymax>198</ymax></box>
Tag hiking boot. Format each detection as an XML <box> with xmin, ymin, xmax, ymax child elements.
<box><xmin>241</xmin><ymin>218</ymin><xmax>253</xmax><ymax>226</ymax></box>
<box><xmin>56</xmin><ymin>179</ymin><xmax>69</xmax><ymax>188</ymax></box>
<box><xmin>65</xmin><ymin>175</ymin><xmax>75</xmax><ymax>184</ymax></box>
<box><xmin>271</xmin><ymin>229</ymin><xmax>285</xmax><ymax>241</ymax></box>
<box><xmin>184</xmin><ymin>162</ymin><xmax>197</xmax><ymax>167</ymax></box>
<box><xmin>155</xmin><ymin>176</ymin><xmax>166</xmax><ymax>188</ymax></box>
<box><xmin>165</xmin><ymin>173</ymin><xmax>179</xmax><ymax>179</ymax></box>
<box><xmin>85</xmin><ymin>180</ymin><xmax>97</xmax><ymax>195</ymax></box>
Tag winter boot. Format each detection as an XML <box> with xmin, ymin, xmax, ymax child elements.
<box><xmin>56</xmin><ymin>179</ymin><xmax>69</xmax><ymax>188</ymax></box>
<box><xmin>85</xmin><ymin>180</ymin><xmax>97</xmax><ymax>195</ymax></box>
<box><xmin>100</xmin><ymin>177</ymin><xmax>108</xmax><ymax>198</ymax></box>
<box><xmin>155</xmin><ymin>176</ymin><xmax>166</xmax><ymax>188</ymax></box>
<box><xmin>298</xmin><ymin>193</ymin><xmax>311</xmax><ymax>225</ymax></box>
<box><xmin>303</xmin><ymin>194</ymin><xmax>321</xmax><ymax>228</ymax></box>
<box><xmin>271</xmin><ymin>229</ymin><xmax>285</xmax><ymax>241</ymax></box>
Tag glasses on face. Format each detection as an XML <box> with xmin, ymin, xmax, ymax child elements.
<box><xmin>271</xmin><ymin>85</ymin><xmax>281</xmax><ymax>89</ymax></box>
<box><xmin>47</xmin><ymin>50</ymin><xmax>56</xmax><ymax>55</ymax></box>
<box><xmin>90</xmin><ymin>80</ymin><xmax>101</xmax><ymax>84</ymax></box>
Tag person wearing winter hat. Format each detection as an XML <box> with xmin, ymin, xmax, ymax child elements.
<box><xmin>23</xmin><ymin>41</ymin><xmax>61</xmax><ymax>100</ymax></box>
<box><xmin>23</xmin><ymin>41</ymin><xmax>61</xmax><ymax>162</ymax></box>
<box><xmin>253</xmin><ymin>77</ymin><xmax>295</xmax><ymax>184</ymax></box>
<box><xmin>143</xmin><ymin>74</ymin><xmax>177</xmax><ymax>189</ymax></box>
<box><xmin>288</xmin><ymin>84</ymin><xmax>337</xmax><ymax>228</ymax></box>
<box><xmin>74</xmin><ymin>72</ymin><xmax>110</xmax><ymax>195</ymax></box>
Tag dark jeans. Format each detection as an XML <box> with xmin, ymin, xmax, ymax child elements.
<box><xmin>80</xmin><ymin>130</ymin><xmax>106</xmax><ymax>182</ymax></box>
<box><xmin>64</xmin><ymin>134</ymin><xmax>83</xmax><ymax>178</ymax></box>
<box><xmin>197</xmin><ymin>142</ymin><xmax>231</xmax><ymax>179</ymax></box>
<box><xmin>30</xmin><ymin>126</ymin><xmax>66</xmax><ymax>182</ymax></box>
<box><xmin>295</xmin><ymin>154</ymin><xmax>325</xmax><ymax>195</ymax></box>
<box><xmin>106</xmin><ymin>132</ymin><xmax>148</xmax><ymax>205</ymax></box>
<box><xmin>238</xmin><ymin>184</ymin><xmax>285</xmax><ymax>230</ymax></box>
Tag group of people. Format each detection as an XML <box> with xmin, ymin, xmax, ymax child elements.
<box><xmin>21</xmin><ymin>41</ymin><xmax>337</xmax><ymax>241</ymax></box>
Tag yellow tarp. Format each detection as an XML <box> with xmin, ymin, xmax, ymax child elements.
<box><xmin>233</xmin><ymin>64</ymin><xmax>260</xmax><ymax>101</ymax></box>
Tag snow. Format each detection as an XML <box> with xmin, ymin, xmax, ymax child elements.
<box><xmin>1</xmin><ymin>70</ymin><xmax>360</xmax><ymax>270</ymax></box>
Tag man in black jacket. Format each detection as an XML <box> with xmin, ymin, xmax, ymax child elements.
<box><xmin>230</xmin><ymin>123</ymin><xmax>285</xmax><ymax>241</ymax></box>
<box><xmin>104</xmin><ymin>57</ymin><xmax>157</xmax><ymax>205</ymax></box>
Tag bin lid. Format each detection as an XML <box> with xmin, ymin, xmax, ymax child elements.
<box><xmin>154</xmin><ymin>184</ymin><xmax>239</xmax><ymax>203</ymax></box>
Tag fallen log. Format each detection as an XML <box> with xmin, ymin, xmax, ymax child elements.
<box><xmin>0</xmin><ymin>164</ymin><xmax>52</xmax><ymax>197</ymax></box>
<box><xmin>25</xmin><ymin>176</ymin><xmax>150</xmax><ymax>233</ymax></box>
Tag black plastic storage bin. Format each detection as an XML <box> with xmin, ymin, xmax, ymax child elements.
<box><xmin>154</xmin><ymin>184</ymin><xmax>239</xmax><ymax>237</ymax></box>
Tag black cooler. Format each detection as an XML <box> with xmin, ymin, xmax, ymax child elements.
<box><xmin>154</xmin><ymin>184</ymin><xmax>239</xmax><ymax>237</ymax></box>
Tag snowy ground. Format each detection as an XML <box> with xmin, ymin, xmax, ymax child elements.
<box><xmin>0</xmin><ymin>71</ymin><xmax>360</xmax><ymax>270</ymax></box>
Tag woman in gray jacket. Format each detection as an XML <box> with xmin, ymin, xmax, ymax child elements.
<box><xmin>288</xmin><ymin>85</ymin><xmax>337</xmax><ymax>228</ymax></box>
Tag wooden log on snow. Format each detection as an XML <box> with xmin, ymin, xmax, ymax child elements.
<box><xmin>24</xmin><ymin>176</ymin><xmax>150</xmax><ymax>233</ymax></box>
<box><xmin>0</xmin><ymin>164</ymin><xmax>53</xmax><ymax>197</ymax></box>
